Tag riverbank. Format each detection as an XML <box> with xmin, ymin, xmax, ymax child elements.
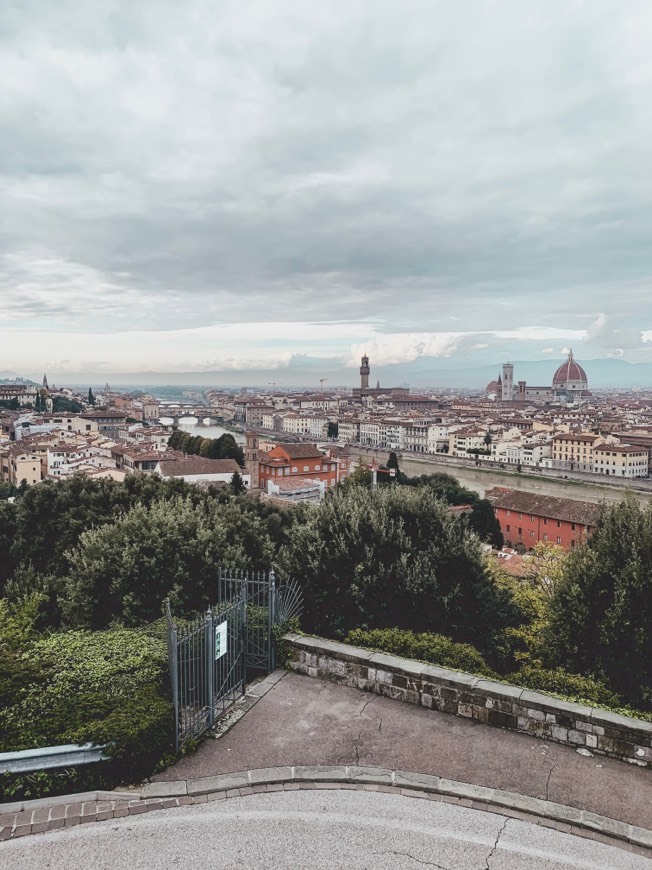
<box><xmin>347</xmin><ymin>446</ymin><xmax>652</xmax><ymax>506</ymax></box>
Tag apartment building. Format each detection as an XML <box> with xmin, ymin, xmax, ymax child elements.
<box><xmin>486</xmin><ymin>488</ymin><xmax>600</xmax><ymax>550</ymax></box>
<box><xmin>550</xmin><ymin>433</ymin><xmax>599</xmax><ymax>472</ymax></box>
<box><xmin>591</xmin><ymin>443</ymin><xmax>648</xmax><ymax>478</ymax></box>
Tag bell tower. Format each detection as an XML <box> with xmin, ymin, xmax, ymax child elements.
<box><xmin>501</xmin><ymin>362</ymin><xmax>514</xmax><ymax>402</ymax></box>
<box><xmin>360</xmin><ymin>355</ymin><xmax>370</xmax><ymax>391</ymax></box>
<box><xmin>245</xmin><ymin>431</ymin><xmax>260</xmax><ymax>489</ymax></box>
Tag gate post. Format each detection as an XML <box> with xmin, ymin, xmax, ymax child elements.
<box><xmin>205</xmin><ymin>607</ymin><xmax>215</xmax><ymax>728</ymax></box>
<box><xmin>165</xmin><ymin>599</ymin><xmax>180</xmax><ymax>753</ymax></box>
<box><xmin>268</xmin><ymin>569</ymin><xmax>276</xmax><ymax>672</ymax></box>
<box><xmin>241</xmin><ymin>572</ymin><xmax>248</xmax><ymax>687</ymax></box>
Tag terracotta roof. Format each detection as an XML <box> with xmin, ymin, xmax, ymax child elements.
<box><xmin>276</xmin><ymin>443</ymin><xmax>324</xmax><ymax>459</ymax></box>
<box><xmin>553</xmin><ymin>350</ymin><xmax>588</xmax><ymax>385</ymax></box>
<box><xmin>158</xmin><ymin>457</ymin><xmax>241</xmax><ymax>477</ymax></box>
<box><xmin>485</xmin><ymin>487</ymin><xmax>601</xmax><ymax>527</ymax></box>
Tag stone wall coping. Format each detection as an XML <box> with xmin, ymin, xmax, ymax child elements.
<box><xmin>591</xmin><ymin>707</ymin><xmax>652</xmax><ymax>736</ymax></box>
<box><xmin>519</xmin><ymin>690</ymin><xmax>593</xmax><ymax>721</ymax></box>
<box><xmin>284</xmin><ymin>634</ymin><xmax>652</xmax><ymax>735</ymax></box>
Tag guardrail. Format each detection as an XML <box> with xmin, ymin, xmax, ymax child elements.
<box><xmin>0</xmin><ymin>744</ymin><xmax>109</xmax><ymax>774</ymax></box>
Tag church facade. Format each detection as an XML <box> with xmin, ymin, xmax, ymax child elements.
<box><xmin>486</xmin><ymin>350</ymin><xmax>590</xmax><ymax>403</ymax></box>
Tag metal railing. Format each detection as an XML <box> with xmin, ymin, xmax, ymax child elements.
<box><xmin>0</xmin><ymin>744</ymin><xmax>109</xmax><ymax>774</ymax></box>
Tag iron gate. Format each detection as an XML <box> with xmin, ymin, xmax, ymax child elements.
<box><xmin>217</xmin><ymin>567</ymin><xmax>276</xmax><ymax>673</ymax></box>
<box><xmin>166</xmin><ymin>595</ymin><xmax>246</xmax><ymax>751</ymax></box>
<box><xmin>167</xmin><ymin>569</ymin><xmax>302</xmax><ymax>752</ymax></box>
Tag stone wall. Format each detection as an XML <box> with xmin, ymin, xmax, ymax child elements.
<box><xmin>284</xmin><ymin>634</ymin><xmax>652</xmax><ymax>768</ymax></box>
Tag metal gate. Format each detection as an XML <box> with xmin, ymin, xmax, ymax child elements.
<box><xmin>166</xmin><ymin>570</ymin><xmax>302</xmax><ymax>752</ymax></box>
<box><xmin>217</xmin><ymin>568</ymin><xmax>276</xmax><ymax>673</ymax></box>
<box><xmin>166</xmin><ymin>596</ymin><xmax>245</xmax><ymax>751</ymax></box>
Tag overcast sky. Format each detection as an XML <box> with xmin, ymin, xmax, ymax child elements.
<box><xmin>2</xmin><ymin>0</ymin><xmax>652</xmax><ymax>381</ymax></box>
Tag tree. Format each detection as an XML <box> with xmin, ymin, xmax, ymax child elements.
<box><xmin>327</xmin><ymin>422</ymin><xmax>339</xmax><ymax>439</ymax></box>
<box><xmin>87</xmin><ymin>387</ymin><xmax>96</xmax><ymax>406</ymax></box>
<box><xmin>62</xmin><ymin>496</ymin><xmax>275</xmax><ymax>628</ymax></box>
<box><xmin>230</xmin><ymin>471</ymin><xmax>246</xmax><ymax>495</ymax></box>
<box><xmin>387</xmin><ymin>451</ymin><xmax>400</xmax><ymax>478</ymax></box>
<box><xmin>52</xmin><ymin>396</ymin><xmax>83</xmax><ymax>413</ymax></box>
<box><xmin>277</xmin><ymin>485</ymin><xmax>518</xmax><ymax>658</ymax></box>
<box><xmin>543</xmin><ymin>496</ymin><xmax>652</xmax><ymax>710</ymax></box>
<box><xmin>524</xmin><ymin>542</ymin><xmax>566</xmax><ymax>601</ymax></box>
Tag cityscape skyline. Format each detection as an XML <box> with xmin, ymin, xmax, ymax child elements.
<box><xmin>2</xmin><ymin>1</ymin><xmax>652</xmax><ymax>377</ymax></box>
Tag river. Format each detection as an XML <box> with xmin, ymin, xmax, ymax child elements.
<box><xmin>159</xmin><ymin>417</ymin><xmax>245</xmax><ymax>444</ymax></box>
<box><xmin>349</xmin><ymin>448</ymin><xmax>651</xmax><ymax>506</ymax></box>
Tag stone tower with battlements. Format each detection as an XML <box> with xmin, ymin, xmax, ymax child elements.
<box><xmin>360</xmin><ymin>355</ymin><xmax>370</xmax><ymax>391</ymax></box>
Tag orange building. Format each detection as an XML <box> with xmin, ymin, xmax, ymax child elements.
<box><xmin>485</xmin><ymin>487</ymin><xmax>600</xmax><ymax>551</ymax></box>
<box><xmin>257</xmin><ymin>443</ymin><xmax>343</xmax><ymax>489</ymax></box>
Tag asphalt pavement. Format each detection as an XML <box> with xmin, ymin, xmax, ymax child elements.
<box><xmin>153</xmin><ymin>671</ymin><xmax>652</xmax><ymax>831</ymax></box>
<box><xmin>5</xmin><ymin>789</ymin><xmax>650</xmax><ymax>870</ymax></box>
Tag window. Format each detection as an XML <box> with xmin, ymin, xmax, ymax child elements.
<box><xmin>506</xmin><ymin>510</ymin><xmax>510</xmax><ymax>516</ymax></box>
<box><xmin>543</xmin><ymin>533</ymin><xmax>548</xmax><ymax>541</ymax></box>
<box><xmin>529</xmin><ymin>530</ymin><xmax>535</xmax><ymax>539</ymax></box>
<box><xmin>570</xmin><ymin>540</ymin><xmax>576</xmax><ymax>548</ymax></box>
<box><xmin>303</xmin><ymin>465</ymin><xmax>309</xmax><ymax>472</ymax></box>
<box><xmin>505</xmin><ymin>524</ymin><xmax>510</xmax><ymax>532</ymax></box>
<box><xmin>557</xmin><ymin>520</ymin><xmax>561</xmax><ymax>528</ymax></box>
<box><xmin>518</xmin><ymin>527</ymin><xmax>522</xmax><ymax>536</ymax></box>
<box><xmin>530</xmin><ymin>515</ymin><xmax>535</xmax><ymax>522</ymax></box>
<box><xmin>556</xmin><ymin>536</ymin><xmax>561</xmax><ymax>544</ymax></box>
<box><xmin>291</xmin><ymin>466</ymin><xmax>298</xmax><ymax>473</ymax></box>
<box><xmin>543</xmin><ymin>517</ymin><xmax>548</xmax><ymax>525</ymax></box>
<box><xmin>315</xmin><ymin>465</ymin><xmax>320</xmax><ymax>471</ymax></box>
<box><xmin>518</xmin><ymin>513</ymin><xmax>522</xmax><ymax>519</ymax></box>
<box><xmin>571</xmin><ymin>523</ymin><xmax>576</xmax><ymax>531</ymax></box>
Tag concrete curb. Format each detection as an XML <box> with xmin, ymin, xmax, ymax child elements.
<box><xmin>2</xmin><ymin>765</ymin><xmax>650</xmax><ymax>857</ymax></box>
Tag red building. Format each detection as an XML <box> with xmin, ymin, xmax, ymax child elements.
<box><xmin>485</xmin><ymin>487</ymin><xmax>600</xmax><ymax>551</ymax></box>
<box><xmin>257</xmin><ymin>443</ymin><xmax>345</xmax><ymax>490</ymax></box>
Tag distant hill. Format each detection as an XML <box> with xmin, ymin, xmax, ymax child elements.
<box><xmin>23</xmin><ymin>356</ymin><xmax>652</xmax><ymax>390</ymax></box>
<box><xmin>0</xmin><ymin>372</ymin><xmax>39</xmax><ymax>386</ymax></box>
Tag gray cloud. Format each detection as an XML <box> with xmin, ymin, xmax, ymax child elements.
<box><xmin>2</xmin><ymin>0</ymin><xmax>652</xmax><ymax>365</ymax></box>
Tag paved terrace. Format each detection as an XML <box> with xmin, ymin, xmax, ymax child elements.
<box><xmin>153</xmin><ymin>670</ymin><xmax>652</xmax><ymax>832</ymax></box>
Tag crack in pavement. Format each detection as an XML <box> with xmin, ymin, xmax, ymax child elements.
<box><xmin>545</xmin><ymin>761</ymin><xmax>555</xmax><ymax>801</ymax></box>
<box><xmin>379</xmin><ymin>851</ymin><xmax>450</xmax><ymax>869</ymax></box>
<box><xmin>353</xmin><ymin>729</ymin><xmax>362</xmax><ymax>765</ymax></box>
<box><xmin>483</xmin><ymin>817</ymin><xmax>509</xmax><ymax>870</ymax></box>
<box><xmin>359</xmin><ymin>695</ymin><xmax>377</xmax><ymax>718</ymax></box>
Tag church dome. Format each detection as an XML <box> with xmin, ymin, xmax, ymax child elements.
<box><xmin>485</xmin><ymin>379</ymin><xmax>499</xmax><ymax>393</ymax></box>
<box><xmin>552</xmin><ymin>350</ymin><xmax>588</xmax><ymax>389</ymax></box>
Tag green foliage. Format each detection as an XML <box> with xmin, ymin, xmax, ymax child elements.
<box><xmin>506</xmin><ymin>665</ymin><xmax>622</xmax><ymax>708</ymax></box>
<box><xmin>87</xmin><ymin>387</ymin><xmax>96</xmax><ymax>405</ymax></box>
<box><xmin>230</xmin><ymin>471</ymin><xmax>246</xmax><ymax>495</ymax></box>
<box><xmin>327</xmin><ymin>421</ymin><xmax>338</xmax><ymax>439</ymax></box>
<box><xmin>278</xmin><ymin>485</ymin><xmax>518</xmax><ymax>657</ymax></box>
<box><xmin>168</xmin><ymin>431</ymin><xmax>244</xmax><ymax>465</ymax></box>
<box><xmin>62</xmin><ymin>496</ymin><xmax>275</xmax><ymax>628</ymax></box>
<box><xmin>400</xmin><ymin>472</ymin><xmax>502</xmax><ymax>547</ymax></box>
<box><xmin>387</xmin><ymin>451</ymin><xmax>400</xmax><ymax>473</ymax></box>
<box><xmin>542</xmin><ymin>496</ymin><xmax>652</xmax><ymax>710</ymax></box>
<box><xmin>0</xmin><ymin>398</ymin><xmax>19</xmax><ymax>410</ymax></box>
<box><xmin>346</xmin><ymin>628</ymin><xmax>497</xmax><ymax>677</ymax></box>
<box><xmin>0</xmin><ymin>627</ymin><xmax>172</xmax><ymax>798</ymax></box>
<box><xmin>0</xmin><ymin>596</ymin><xmax>45</xmax><ymax>714</ymax></box>
<box><xmin>52</xmin><ymin>396</ymin><xmax>83</xmax><ymax>413</ymax></box>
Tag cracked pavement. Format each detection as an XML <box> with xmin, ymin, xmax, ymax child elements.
<box><xmin>153</xmin><ymin>672</ymin><xmax>652</xmax><ymax>831</ymax></box>
<box><xmin>5</xmin><ymin>790</ymin><xmax>649</xmax><ymax>870</ymax></box>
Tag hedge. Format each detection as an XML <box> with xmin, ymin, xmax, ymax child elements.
<box><xmin>0</xmin><ymin>627</ymin><xmax>173</xmax><ymax>800</ymax></box>
<box><xmin>345</xmin><ymin>627</ymin><xmax>498</xmax><ymax>678</ymax></box>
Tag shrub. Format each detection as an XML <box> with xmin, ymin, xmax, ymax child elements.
<box><xmin>345</xmin><ymin>627</ymin><xmax>497</xmax><ymax>678</ymax></box>
<box><xmin>0</xmin><ymin>627</ymin><xmax>173</xmax><ymax>799</ymax></box>
<box><xmin>505</xmin><ymin>665</ymin><xmax>621</xmax><ymax>708</ymax></box>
